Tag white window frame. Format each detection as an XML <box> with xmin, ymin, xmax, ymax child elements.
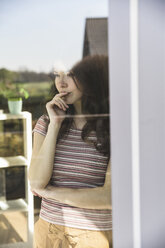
<box><xmin>108</xmin><ymin>0</ymin><xmax>165</xmax><ymax>247</ymax></box>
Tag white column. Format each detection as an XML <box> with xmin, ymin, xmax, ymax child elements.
<box><xmin>108</xmin><ymin>0</ymin><xmax>165</xmax><ymax>247</ymax></box>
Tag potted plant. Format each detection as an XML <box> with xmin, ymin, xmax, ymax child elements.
<box><xmin>0</xmin><ymin>81</ymin><xmax>29</xmax><ymax>114</ymax></box>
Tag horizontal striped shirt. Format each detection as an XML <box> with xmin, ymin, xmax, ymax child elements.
<box><xmin>32</xmin><ymin>114</ymin><xmax>112</xmax><ymax>230</ymax></box>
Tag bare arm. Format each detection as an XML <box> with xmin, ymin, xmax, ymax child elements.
<box><xmin>28</xmin><ymin>92</ymin><xmax>69</xmax><ymax>189</ymax></box>
<box><xmin>35</xmin><ymin>161</ymin><xmax>112</xmax><ymax>210</ymax></box>
<box><xmin>28</xmin><ymin>123</ymin><xmax>61</xmax><ymax>189</ymax></box>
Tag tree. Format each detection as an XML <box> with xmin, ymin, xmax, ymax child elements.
<box><xmin>0</xmin><ymin>68</ymin><xmax>17</xmax><ymax>85</ymax></box>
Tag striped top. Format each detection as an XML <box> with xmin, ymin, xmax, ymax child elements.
<box><xmin>32</xmin><ymin>114</ymin><xmax>112</xmax><ymax>230</ymax></box>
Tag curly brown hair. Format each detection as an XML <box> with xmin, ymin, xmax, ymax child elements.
<box><xmin>45</xmin><ymin>54</ymin><xmax>110</xmax><ymax>159</ymax></box>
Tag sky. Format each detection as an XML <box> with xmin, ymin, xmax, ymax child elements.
<box><xmin>0</xmin><ymin>0</ymin><xmax>108</xmax><ymax>73</ymax></box>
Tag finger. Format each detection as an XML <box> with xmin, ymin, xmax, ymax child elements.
<box><xmin>57</xmin><ymin>97</ymin><xmax>69</xmax><ymax>109</ymax></box>
<box><xmin>51</xmin><ymin>94</ymin><xmax>68</xmax><ymax>110</ymax></box>
<box><xmin>55</xmin><ymin>99</ymin><xmax>66</xmax><ymax>111</ymax></box>
<box><xmin>54</xmin><ymin>99</ymin><xmax>64</xmax><ymax>110</ymax></box>
<box><xmin>57</xmin><ymin>92</ymin><xmax>69</xmax><ymax>97</ymax></box>
<box><xmin>54</xmin><ymin>97</ymin><xmax>68</xmax><ymax>111</ymax></box>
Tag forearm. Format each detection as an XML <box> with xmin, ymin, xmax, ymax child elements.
<box><xmin>28</xmin><ymin>123</ymin><xmax>60</xmax><ymax>189</ymax></box>
<box><xmin>35</xmin><ymin>185</ymin><xmax>112</xmax><ymax>210</ymax></box>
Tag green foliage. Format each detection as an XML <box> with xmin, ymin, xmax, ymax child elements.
<box><xmin>0</xmin><ymin>67</ymin><xmax>50</xmax><ymax>83</ymax></box>
<box><xmin>0</xmin><ymin>68</ymin><xmax>53</xmax><ymax>100</ymax></box>
<box><xmin>0</xmin><ymin>81</ymin><xmax>29</xmax><ymax>100</ymax></box>
<box><xmin>16</xmin><ymin>70</ymin><xmax>50</xmax><ymax>82</ymax></box>
<box><xmin>20</xmin><ymin>81</ymin><xmax>53</xmax><ymax>97</ymax></box>
<box><xmin>0</xmin><ymin>68</ymin><xmax>30</xmax><ymax>99</ymax></box>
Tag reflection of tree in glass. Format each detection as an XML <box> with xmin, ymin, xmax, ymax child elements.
<box><xmin>6</xmin><ymin>166</ymin><xmax>25</xmax><ymax>200</ymax></box>
<box><xmin>0</xmin><ymin>120</ymin><xmax>24</xmax><ymax>157</ymax></box>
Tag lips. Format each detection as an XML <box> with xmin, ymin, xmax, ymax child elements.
<box><xmin>65</xmin><ymin>92</ymin><xmax>72</xmax><ymax>95</ymax></box>
<box><xmin>60</xmin><ymin>91</ymin><xmax>71</xmax><ymax>94</ymax></box>
<box><xmin>65</xmin><ymin>92</ymin><xmax>72</xmax><ymax>97</ymax></box>
<box><xmin>61</xmin><ymin>92</ymin><xmax>72</xmax><ymax>99</ymax></box>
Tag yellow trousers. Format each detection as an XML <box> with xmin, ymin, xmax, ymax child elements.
<box><xmin>34</xmin><ymin>217</ymin><xmax>113</xmax><ymax>248</ymax></box>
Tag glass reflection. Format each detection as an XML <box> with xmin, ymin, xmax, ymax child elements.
<box><xmin>0</xmin><ymin>0</ymin><xmax>112</xmax><ymax>247</ymax></box>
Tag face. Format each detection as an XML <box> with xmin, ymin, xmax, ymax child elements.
<box><xmin>54</xmin><ymin>71</ymin><xmax>83</xmax><ymax>105</ymax></box>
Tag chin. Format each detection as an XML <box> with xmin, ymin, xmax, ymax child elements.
<box><xmin>65</xmin><ymin>96</ymin><xmax>81</xmax><ymax>105</ymax></box>
<box><xmin>68</xmin><ymin>101</ymin><xmax>76</xmax><ymax>105</ymax></box>
<box><xmin>64</xmin><ymin>99</ymin><xmax>73</xmax><ymax>105</ymax></box>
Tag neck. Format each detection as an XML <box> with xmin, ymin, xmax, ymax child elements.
<box><xmin>73</xmin><ymin>100</ymin><xmax>82</xmax><ymax>115</ymax></box>
<box><xmin>73</xmin><ymin>100</ymin><xmax>86</xmax><ymax>129</ymax></box>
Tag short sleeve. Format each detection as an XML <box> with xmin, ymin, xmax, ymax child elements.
<box><xmin>32</xmin><ymin>114</ymin><xmax>50</xmax><ymax>136</ymax></box>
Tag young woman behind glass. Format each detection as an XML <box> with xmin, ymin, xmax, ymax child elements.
<box><xmin>29</xmin><ymin>54</ymin><xmax>112</xmax><ymax>248</ymax></box>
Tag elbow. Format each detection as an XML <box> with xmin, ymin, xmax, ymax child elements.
<box><xmin>104</xmin><ymin>194</ymin><xmax>112</xmax><ymax>210</ymax></box>
<box><xmin>28</xmin><ymin>176</ymin><xmax>48</xmax><ymax>191</ymax></box>
<box><xmin>28</xmin><ymin>165</ymin><xmax>48</xmax><ymax>190</ymax></box>
<box><xmin>29</xmin><ymin>181</ymin><xmax>47</xmax><ymax>191</ymax></box>
<box><xmin>99</xmin><ymin>197</ymin><xmax>112</xmax><ymax>210</ymax></box>
<box><xmin>104</xmin><ymin>201</ymin><xmax>112</xmax><ymax>210</ymax></box>
<box><xmin>100</xmin><ymin>186</ymin><xmax>112</xmax><ymax>210</ymax></box>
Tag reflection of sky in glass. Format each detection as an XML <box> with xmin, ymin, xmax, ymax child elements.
<box><xmin>0</xmin><ymin>0</ymin><xmax>108</xmax><ymax>72</ymax></box>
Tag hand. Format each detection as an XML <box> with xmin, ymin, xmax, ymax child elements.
<box><xmin>46</xmin><ymin>92</ymin><xmax>69</xmax><ymax>124</ymax></box>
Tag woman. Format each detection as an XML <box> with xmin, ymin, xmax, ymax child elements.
<box><xmin>28</xmin><ymin>54</ymin><xmax>112</xmax><ymax>248</ymax></box>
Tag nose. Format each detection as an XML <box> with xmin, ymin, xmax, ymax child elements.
<box><xmin>56</xmin><ymin>72</ymin><xmax>69</xmax><ymax>90</ymax></box>
<box><xmin>59</xmin><ymin>79</ymin><xmax>68</xmax><ymax>88</ymax></box>
<box><xmin>58</xmin><ymin>75</ymin><xmax>68</xmax><ymax>88</ymax></box>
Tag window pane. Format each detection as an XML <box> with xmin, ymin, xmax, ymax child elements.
<box><xmin>0</xmin><ymin>0</ymin><xmax>112</xmax><ymax>247</ymax></box>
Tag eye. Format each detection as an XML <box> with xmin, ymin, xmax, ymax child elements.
<box><xmin>65</xmin><ymin>71</ymin><xmax>70</xmax><ymax>76</ymax></box>
<box><xmin>54</xmin><ymin>71</ymin><xmax>60</xmax><ymax>77</ymax></box>
<box><xmin>66</xmin><ymin>71</ymin><xmax>74</xmax><ymax>77</ymax></box>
